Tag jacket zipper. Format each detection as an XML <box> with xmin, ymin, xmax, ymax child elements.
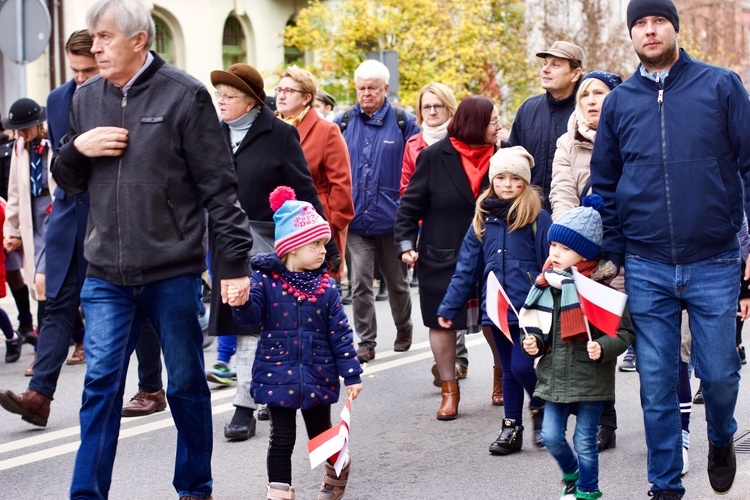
<box><xmin>656</xmin><ymin>76</ymin><xmax>677</xmax><ymax>263</ymax></box>
<box><xmin>118</xmin><ymin>94</ymin><xmax>127</xmax><ymax>283</ymax></box>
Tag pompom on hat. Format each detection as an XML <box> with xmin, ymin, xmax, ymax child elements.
<box><xmin>489</xmin><ymin>146</ymin><xmax>534</xmax><ymax>185</ymax></box>
<box><xmin>269</xmin><ymin>186</ymin><xmax>331</xmax><ymax>258</ymax></box>
<box><xmin>547</xmin><ymin>194</ymin><xmax>604</xmax><ymax>260</ymax></box>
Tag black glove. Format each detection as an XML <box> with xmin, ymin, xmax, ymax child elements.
<box><xmin>328</xmin><ymin>253</ymin><xmax>341</xmax><ymax>275</ymax></box>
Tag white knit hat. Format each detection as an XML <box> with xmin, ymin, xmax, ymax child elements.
<box><xmin>488</xmin><ymin>146</ymin><xmax>534</xmax><ymax>184</ymax></box>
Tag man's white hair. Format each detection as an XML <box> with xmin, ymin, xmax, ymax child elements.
<box><xmin>354</xmin><ymin>60</ymin><xmax>390</xmax><ymax>84</ymax></box>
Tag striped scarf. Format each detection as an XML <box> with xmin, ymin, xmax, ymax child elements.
<box><xmin>519</xmin><ymin>260</ymin><xmax>597</xmax><ymax>343</ymax></box>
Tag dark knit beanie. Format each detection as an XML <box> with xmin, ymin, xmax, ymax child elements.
<box><xmin>627</xmin><ymin>0</ymin><xmax>679</xmax><ymax>34</ymax></box>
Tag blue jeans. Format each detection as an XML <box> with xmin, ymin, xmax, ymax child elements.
<box><xmin>70</xmin><ymin>275</ymin><xmax>212</xmax><ymax>499</ymax></box>
<box><xmin>625</xmin><ymin>252</ymin><xmax>741</xmax><ymax>494</ymax></box>
<box><xmin>541</xmin><ymin>401</ymin><xmax>605</xmax><ymax>493</ymax></box>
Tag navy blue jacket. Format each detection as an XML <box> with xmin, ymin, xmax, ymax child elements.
<box><xmin>509</xmin><ymin>91</ymin><xmax>577</xmax><ymax>210</ymax></box>
<box><xmin>437</xmin><ymin>211</ymin><xmax>551</xmax><ymax>326</ymax></box>
<box><xmin>46</xmin><ymin>78</ymin><xmax>89</xmax><ymax>298</ymax></box>
<box><xmin>334</xmin><ymin>99</ymin><xmax>419</xmax><ymax>236</ymax></box>
<box><xmin>232</xmin><ymin>253</ymin><xmax>362</xmax><ymax>410</ymax></box>
<box><xmin>591</xmin><ymin>50</ymin><xmax>750</xmax><ymax>267</ymax></box>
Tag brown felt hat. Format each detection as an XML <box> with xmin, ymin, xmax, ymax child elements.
<box><xmin>210</xmin><ymin>64</ymin><xmax>266</xmax><ymax>104</ymax></box>
<box><xmin>536</xmin><ymin>41</ymin><xmax>585</xmax><ymax>67</ymax></box>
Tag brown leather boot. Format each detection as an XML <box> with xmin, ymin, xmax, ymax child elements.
<box><xmin>436</xmin><ymin>380</ymin><xmax>459</xmax><ymax>420</ymax></box>
<box><xmin>492</xmin><ymin>365</ymin><xmax>504</xmax><ymax>406</ymax></box>
<box><xmin>0</xmin><ymin>389</ymin><xmax>51</xmax><ymax>426</ymax></box>
<box><xmin>66</xmin><ymin>342</ymin><xmax>86</xmax><ymax>365</ymax></box>
<box><xmin>318</xmin><ymin>453</ymin><xmax>350</xmax><ymax>500</ymax></box>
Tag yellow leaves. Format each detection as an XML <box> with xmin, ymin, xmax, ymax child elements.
<box><xmin>282</xmin><ymin>0</ymin><xmax>534</xmax><ymax>116</ymax></box>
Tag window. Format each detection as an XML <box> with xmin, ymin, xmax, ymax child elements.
<box><xmin>222</xmin><ymin>16</ymin><xmax>246</xmax><ymax>68</ymax></box>
<box><xmin>151</xmin><ymin>16</ymin><xmax>175</xmax><ymax>65</ymax></box>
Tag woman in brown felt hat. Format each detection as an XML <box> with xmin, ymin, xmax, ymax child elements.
<box><xmin>204</xmin><ymin>63</ymin><xmax>332</xmax><ymax>448</ymax></box>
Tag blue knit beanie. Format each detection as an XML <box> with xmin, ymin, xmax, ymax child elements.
<box><xmin>547</xmin><ymin>195</ymin><xmax>604</xmax><ymax>260</ymax></box>
<box><xmin>582</xmin><ymin>71</ymin><xmax>622</xmax><ymax>91</ymax></box>
<box><xmin>269</xmin><ymin>186</ymin><xmax>331</xmax><ymax>257</ymax></box>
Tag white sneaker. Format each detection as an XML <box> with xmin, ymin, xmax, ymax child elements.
<box><xmin>681</xmin><ymin>446</ymin><xmax>689</xmax><ymax>477</ymax></box>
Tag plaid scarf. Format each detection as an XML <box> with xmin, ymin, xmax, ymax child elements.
<box><xmin>519</xmin><ymin>260</ymin><xmax>597</xmax><ymax>343</ymax></box>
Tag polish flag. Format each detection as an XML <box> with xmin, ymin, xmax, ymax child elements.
<box><xmin>308</xmin><ymin>397</ymin><xmax>351</xmax><ymax>476</ymax></box>
<box><xmin>487</xmin><ymin>271</ymin><xmax>517</xmax><ymax>343</ymax></box>
<box><xmin>571</xmin><ymin>267</ymin><xmax>628</xmax><ymax>337</ymax></box>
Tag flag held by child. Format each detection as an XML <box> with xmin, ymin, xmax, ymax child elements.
<box><xmin>308</xmin><ymin>398</ymin><xmax>351</xmax><ymax>476</ymax></box>
<box><xmin>571</xmin><ymin>267</ymin><xmax>627</xmax><ymax>337</ymax></box>
<box><xmin>487</xmin><ymin>271</ymin><xmax>520</xmax><ymax>343</ymax></box>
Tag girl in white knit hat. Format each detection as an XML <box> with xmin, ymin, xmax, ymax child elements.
<box><xmin>437</xmin><ymin>146</ymin><xmax>551</xmax><ymax>454</ymax></box>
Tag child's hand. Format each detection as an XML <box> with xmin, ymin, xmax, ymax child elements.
<box><xmin>347</xmin><ymin>383</ymin><xmax>362</xmax><ymax>400</ymax></box>
<box><xmin>401</xmin><ymin>250</ymin><xmax>419</xmax><ymax>266</ymax></box>
<box><xmin>226</xmin><ymin>285</ymin><xmax>241</xmax><ymax>306</ymax></box>
<box><xmin>739</xmin><ymin>298</ymin><xmax>750</xmax><ymax>321</ymax></box>
<box><xmin>437</xmin><ymin>316</ymin><xmax>453</xmax><ymax>329</ymax></box>
<box><xmin>587</xmin><ymin>340</ymin><xmax>602</xmax><ymax>361</ymax></box>
<box><xmin>522</xmin><ymin>335</ymin><xmax>539</xmax><ymax>356</ymax></box>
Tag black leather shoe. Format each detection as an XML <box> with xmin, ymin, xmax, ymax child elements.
<box><xmin>224</xmin><ymin>416</ymin><xmax>256</xmax><ymax>441</ymax></box>
<box><xmin>597</xmin><ymin>425</ymin><xmax>616</xmax><ymax>452</ymax></box>
<box><xmin>707</xmin><ymin>441</ymin><xmax>736</xmax><ymax>494</ymax></box>
<box><xmin>256</xmin><ymin>404</ymin><xmax>270</xmax><ymax>421</ymax></box>
<box><xmin>489</xmin><ymin>419</ymin><xmax>523</xmax><ymax>455</ymax></box>
<box><xmin>692</xmin><ymin>383</ymin><xmax>704</xmax><ymax>404</ymax></box>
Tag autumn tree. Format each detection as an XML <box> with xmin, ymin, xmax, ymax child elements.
<box><xmin>527</xmin><ymin>0</ymin><xmax>635</xmax><ymax>78</ymax></box>
<box><xmin>283</xmin><ymin>0</ymin><xmax>535</xmax><ymax>119</ymax></box>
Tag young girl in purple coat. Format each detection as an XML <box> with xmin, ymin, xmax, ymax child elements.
<box><xmin>437</xmin><ymin>146</ymin><xmax>551</xmax><ymax>454</ymax></box>
<box><xmin>229</xmin><ymin>187</ymin><xmax>363</xmax><ymax>500</ymax></box>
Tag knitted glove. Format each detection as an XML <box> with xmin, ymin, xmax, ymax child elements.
<box><xmin>591</xmin><ymin>259</ymin><xmax>619</xmax><ymax>283</ymax></box>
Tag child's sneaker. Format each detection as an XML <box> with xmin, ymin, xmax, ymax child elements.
<box><xmin>206</xmin><ymin>362</ymin><xmax>235</xmax><ymax>385</ymax></box>
<box><xmin>267</xmin><ymin>482</ymin><xmax>295</xmax><ymax>499</ymax></box>
<box><xmin>575</xmin><ymin>490</ymin><xmax>602</xmax><ymax>499</ymax></box>
<box><xmin>560</xmin><ymin>470</ymin><xmax>578</xmax><ymax>499</ymax></box>
<box><xmin>319</xmin><ymin>453</ymin><xmax>350</xmax><ymax>500</ymax></box>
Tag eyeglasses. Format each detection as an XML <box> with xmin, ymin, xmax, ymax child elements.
<box><xmin>275</xmin><ymin>87</ymin><xmax>305</xmax><ymax>96</ymax></box>
<box><xmin>421</xmin><ymin>104</ymin><xmax>446</xmax><ymax>112</ymax></box>
<box><xmin>214</xmin><ymin>92</ymin><xmax>241</xmax><ymax>103</ymax></box>
<box><xmin>488</xmin><ymin>117</ymin><xmax>501</xmax><ymax>128</ymax></box>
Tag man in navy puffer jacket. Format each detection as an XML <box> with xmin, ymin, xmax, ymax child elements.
<box><xmin>590</xmin><ymin>0</ymin><xmax>750</xmax><ymax>497</ymax></box>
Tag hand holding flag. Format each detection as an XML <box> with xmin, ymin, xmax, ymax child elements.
<box><xmin>486</xmin><ymin>271</ymin><xmax>533</xmax><ymax>344</ymax></box>
<box><xmin>308</xmin><ymin>397</ymin><xmax>352</xmax><ymax>476</ymax></box>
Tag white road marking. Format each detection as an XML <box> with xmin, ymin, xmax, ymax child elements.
<box><xmin>0</xmin><ymin>338</ymin><xmax>486</xmax><ymax>470</ymax></box>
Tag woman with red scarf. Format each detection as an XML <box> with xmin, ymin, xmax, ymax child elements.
<box><xmin>395</xmin><ymin>96</ymin><xmax>500</xmax><ymax>420</ymax></box>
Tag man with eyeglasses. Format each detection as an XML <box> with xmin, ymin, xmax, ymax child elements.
<box><xmin>508</xmin><ymin>40</ymin><xmax>584</xmax><ymax>211</ymax></box>
<box><xmin>334</xmin><ymin>59</ymin><xmax>420</xmax><ymax>363</ymax></box>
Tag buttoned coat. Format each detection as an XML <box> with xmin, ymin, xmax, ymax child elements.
<box><xmin>395</xmin><ymin>137</ymin><xmax>489</xmax><ymax>329</ymax></box>
<box><xmin>296</xmin><ymin>109</ymin><xmax>353</xmax><ymax>278</ymax></box>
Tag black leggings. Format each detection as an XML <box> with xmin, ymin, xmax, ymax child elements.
<box><xmin>268</xmin><ymin>404</ymin><xmax>332</xmax><ymax>484</ymax></box>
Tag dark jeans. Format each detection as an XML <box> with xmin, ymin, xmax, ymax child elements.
<box><xmin>268</xmin><ymin>404</ymin><xmax>331</xmax><ymax>484</ymax></box>
<box><xmin>28</xmin><ymin>253</ymin><xmax>81</xmax><ymax>399</ymax></box>
<box><xmin>134</xmin><ymin>320</ymin><xmax>162</xmax><ymax>392</ymax></box>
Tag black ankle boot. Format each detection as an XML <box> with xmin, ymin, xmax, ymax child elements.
<box><xmin>489</xmin><ymin>418</ymin><xmax>523</xmax><ymax>455</ymax></box>
<box><xmin>224</xmin><ymin>406</ymin><xmax>256</xmax><ymax>440</ymax></box>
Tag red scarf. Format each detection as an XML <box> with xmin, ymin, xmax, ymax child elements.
<box><xmin>450</xmin><ymin>138</ymin><xmax>494</xmax><ymax>197</ymax></box>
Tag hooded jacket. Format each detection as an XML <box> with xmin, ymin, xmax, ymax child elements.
<box><xmin>591</xmin><ymin>50</ymin><xmax>750</xmax><ymax>268</ymax></box>
<box><xmin>52</xmin><ymin>52</ymin><xmax>252</xmax><ymax>286</ymax></box>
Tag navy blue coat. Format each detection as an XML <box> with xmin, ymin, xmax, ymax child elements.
<box><xmin>232</xmin><ymin>253</ymin><xmax>363</xmax><ymax>410</ymax></box>
<box><xmin>46</xmin><ymin>79</ymin><xmax>89</xmax><ymax>298</ymax></box>
<box><xmin>437</xmin><ymin>211</ymin><xmax>551</xmax><ymax>326</ymax></box>
<box><xmin>591</xmin><ymin>50</ymin><xmax>750</xmax><ymax>268</ymax></box>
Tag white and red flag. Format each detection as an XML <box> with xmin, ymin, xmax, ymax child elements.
<box><xmin>487</xmin><ymin>271</ymin><xmax>525</xmax><ymax>343</ymax></box>
<box><xmin>571</xmin><ymin>267</ymin><xmax>628</xmax><ymax>337</ymax></box>
<box><xmin>308</xmin><ymin>397</ymin><xmax>351</xmax><ymax>476</ymax></box>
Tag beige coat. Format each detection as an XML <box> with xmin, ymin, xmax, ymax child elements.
<box><xmin>549</xmin><ymin>113</ymin><xmax>594</xmax><ymax>221</ymax></box>
<box><xmin>4</xmin><ymin>138</ymin><xmax>55</xmax><ymax>298</ymax></box>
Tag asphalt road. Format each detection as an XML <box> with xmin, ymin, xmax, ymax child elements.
<box><xmin>0</xmin><ymin>288</ymin><xmax>749</xmax><ymax>499</ymax></box>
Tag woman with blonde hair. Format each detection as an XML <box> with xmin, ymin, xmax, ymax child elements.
<box><xmin>274</xmin><ymin>66</ymin><xmax>353</xmax><ymax>280</ymax></box>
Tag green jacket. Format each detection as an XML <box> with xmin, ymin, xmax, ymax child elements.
<box><xmin>527</xmin><ymin>287</ymin><xmax>635</xmax><ymax>403</ymax></box>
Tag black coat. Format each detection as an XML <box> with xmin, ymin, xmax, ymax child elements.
<box><xmin>208</xmin><ymin>105</ymin><xmax>324</xmax><ymax>336</ymax></box>
<box><xmin>395</xmin><ymin>137</ymin><xmax>489</xmax><ymax>329</ymax></box>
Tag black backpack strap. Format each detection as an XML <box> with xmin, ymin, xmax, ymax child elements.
<box><xmin>338</xmin><ymin>108</ymin><xmax>354</xmax><ymax>133</ymax></box>
<box><xmin>581</xmin><ymin>178</ymin><xmax>593</xmax><ymax>199</ymax></box>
